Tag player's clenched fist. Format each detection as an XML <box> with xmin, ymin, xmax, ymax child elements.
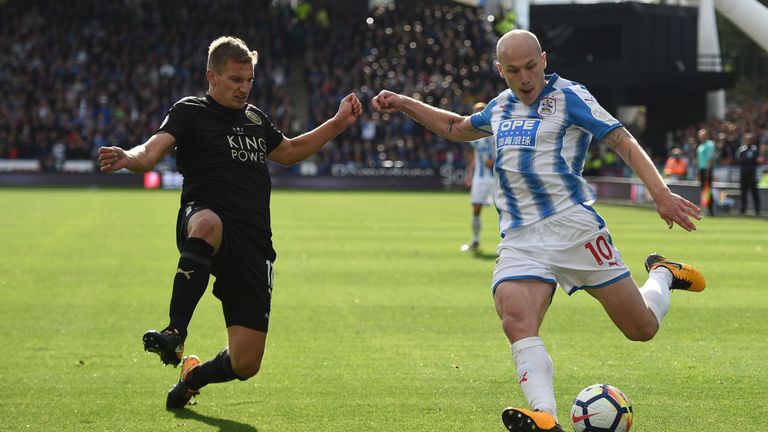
<box><xmin>98</xmin><ymin>146</ymin><xmax>128</xmax><ymax>173</ymax></box>
<box><xmin>371</xmin><ymin>90</ymin><xmax>404</xmax><ymax>113</ymax></box>
<box><xmin>334</xmin><ymin>93</ymin><xmax>363</xmax><ymax>127</ymax></box>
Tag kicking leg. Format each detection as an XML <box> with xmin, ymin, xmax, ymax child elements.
<box><xmin>587</xmin><ymin>253</ymin><xmax>705</xmax><ymax>342</ymax></box>
<box><xmin>586</xmin><ymin>276</ymin><xmax>660</xmax><ymax>342</ymax></box>
<box><xmin>166</xmin><ymin>326</ymin><xmax>266</xmax><ymax>409</ymax></box>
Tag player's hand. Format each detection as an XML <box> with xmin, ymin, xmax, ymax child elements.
<box><xmin>654</xmin><ymin>192</ymin><xmax>701</xmax><ymax>231</ymax></box>
<box><xmin>98</xmin><ymin>146</ymin><xmax>128</xmax><ymax>173</ymax></box>
<box><xmin>464</xmin><ymin>176</ymin><xmax>472</xmax><ymax>188</ymax></box>
<box><xmin>371</xmin><ymin>90</ymin><xmax>404</xmax><ymax>113</ymax></box>
<box><xmin>334</xmin><ymin>93</ymin><xmax>363</xmax><ymax>128</ymax></box>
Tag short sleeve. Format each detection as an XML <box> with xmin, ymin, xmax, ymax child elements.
<box><xmin>470</xmin><ymin>98</ymin><xmax>496</xmax><ymax>135</ymax></box>
<box><xmin>156</xmin><ymin>99</ymin><xmax>193</xmax><ymax>143</ymax></box>
<box><xmin>247</xmin><ymin>107</ymin><xmax>284</xmax><ymax>154</ymax></box>
<box><xmin>563</xmin><ymin>87</ymin><xmax>622</xmax><ymax>141</ymax></box>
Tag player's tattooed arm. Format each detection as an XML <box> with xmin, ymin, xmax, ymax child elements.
<box><xmin>602</xmin><ymin>127</ymin><xmax>636</xmax><ymax>165</ymax></box>
<box><xmin>447</xmin><ymin>120</ymin><xmax>485</xmax><ymax>135</ymax></box>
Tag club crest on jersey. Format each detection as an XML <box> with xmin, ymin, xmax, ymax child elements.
<box><xmin>496</xmin><ymin>119</ymin><xmax>541</xmax><ymax>149</ymax></box>
<box><xmin>246</xmin><ymin>110</ymin><xmax>263</xmax><ymax>126</ymax></box>
<box><xmin>537</xmin><ymin>97</ymin><xmax>556</xmax><ymax>117</ymax></box>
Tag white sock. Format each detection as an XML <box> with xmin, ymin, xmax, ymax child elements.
<box><xmin>471</xmin><ymin>215</ymin><xmax>481</xmax><ymax>242</ymax></box>
<box><xmin>511</xmin><ymin>336</ymin><xmax>557</xmax><ymax>418</ymax></box>
<box><xmin>640</xmin><ymin>268</ymin><xmax>672</xmax><ymax>325</ymax></box>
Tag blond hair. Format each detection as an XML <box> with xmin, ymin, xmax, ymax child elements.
<box><xmin>207</xmin><ymin>36</ymin><xmax>258</xmax><ymax>72</ymax></box>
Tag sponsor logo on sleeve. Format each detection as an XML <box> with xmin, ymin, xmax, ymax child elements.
<box><xmin>584</xmin><ymin>99</ymin><xmax>613</xmax><ymax>122</ymax></box>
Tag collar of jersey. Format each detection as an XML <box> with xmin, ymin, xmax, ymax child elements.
<box><xmin>205</xmin><ymin>93</ymin><xmax>246</xmax><ymax>114</ymax></box>
<box><xmin>537</xmin><ymin>73</ymin><xmax>561</xmax><ymax>100</ymax></box>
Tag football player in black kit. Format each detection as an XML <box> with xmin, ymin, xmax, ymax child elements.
<box><xmin>98</xmin><ymin>36</ymin><xmax>362</xmax><ymax>409</ymax></box>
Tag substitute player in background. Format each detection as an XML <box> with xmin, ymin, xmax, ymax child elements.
<box><xmin>99</xmin><ymin>36</ymin><xmax>361</xmax><ymax>409</ymax></box>
<box><xmin>372</xmin><ymin>30</ymin><xmax>705</xmax><ymax>432</ymax></box>
<box><xmin>695</xmin><ymin>128</ymin><xmax>717</xmax><ymax>216</ymax></box>
<box><xmin>461</xmin><ymin>101</ymin><xmax>496</xmax><ymax>253</ymax></box>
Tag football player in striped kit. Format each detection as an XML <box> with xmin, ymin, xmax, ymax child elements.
<box><xmin>461</xmin><ymin>101</ymin><xmax>497</xmax><ymax>253</ymax></box>
<box><xmin>372</xmin><ymin>29</ymin><xmax>705</xmax><ymax>432</ymax></box>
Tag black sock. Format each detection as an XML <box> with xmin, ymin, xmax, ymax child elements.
<box><xmin>168</xmin><ymin>237</ymin><xmax>213</xmax><ymax>338</ymax></box>
<box><xmin>185</xmin><ymin>349</ymin><xmax>241</xmax><ymax>390</ymax></box>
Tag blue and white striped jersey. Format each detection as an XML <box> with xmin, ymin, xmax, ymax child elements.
<box><xmin>469</xmin><ymin>74</ymin><xmax>622</xmax><ymax>234</ymax></box>
<box><xmin>470</xmin><ymin>135</ymin><xmax>495</xmax><ymax>180</ymax></box>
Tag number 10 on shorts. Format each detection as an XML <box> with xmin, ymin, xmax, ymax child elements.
<box><xmin>584</xmin><ymin>235</ymin><xmax>614</xmax><ymax>265</ymax></box>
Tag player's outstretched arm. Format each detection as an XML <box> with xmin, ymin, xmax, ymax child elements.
<box><xmin>268</xmin><ymin>93</ymin><xmax>362</xmax><ymax>166</ymax></box>
<box><xmin>371</xmin><ymin>90</ymin><xmax>488</xmax><ymax>142</ymax></box>
<box><xmin>602</xmin><ymin>127</ymin><xmax>701</xmax><ymax>231</ymax></box>
<box><xmin>98</xmin><ymin>133</ymin><xmax>176</xmax><ymax>173</ymax></box>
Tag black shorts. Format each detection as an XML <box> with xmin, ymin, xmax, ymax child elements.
<box><xmin>176</xmin><ymin>203</ymin><xmax>275</xmax><ymax>332</ymax></box>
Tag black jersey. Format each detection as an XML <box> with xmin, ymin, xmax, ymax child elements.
<box><xmin>157</xmin><ymin>94</ymin><xmax>284</xmax><ymax>237</ymax></box>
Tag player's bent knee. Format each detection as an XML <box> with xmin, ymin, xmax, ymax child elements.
<box><xmin>232</xmin><ymin>358</ymin><xmax>262</xmax><ymax>380</ymax></box>
<box><xmin>188</xmin><ymin>212</ymin><xmax>223</xmax><ymax>245</ymax></box>
<box><xmin>621</xmin><ymin>322</ymin><xmax>658</xmax><ymax>342</ymax></box>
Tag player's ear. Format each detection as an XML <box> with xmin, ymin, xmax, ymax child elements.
<box><xmin>206</xmin><ymin>69</ymin><xmax>216</xmax><ymax>87</ymax></box>
<box><xmin>541</xmin><ymin>51</ymin><xmax>547</xmax><ymax>70</ymax></box>
<box><xmin>495</xmin><ymin>61</ymin><xmax>503</xmax><ymax>78</ymax></box>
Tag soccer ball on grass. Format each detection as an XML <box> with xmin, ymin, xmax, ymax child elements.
<box><xmin>570</xmin><ymin>383</ymin><xmax>633</xmax><ymax>432</ymax></box>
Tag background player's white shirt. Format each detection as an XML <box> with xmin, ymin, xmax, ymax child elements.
<box><xmin>470</xmin><ymin>73</ymin><xmax>622</xmax><ymax>234</ymax></box>
<box><xmin>470</xmin><ymin>136</ymin><xmax>495</xmax><ymax>181</ymax></box>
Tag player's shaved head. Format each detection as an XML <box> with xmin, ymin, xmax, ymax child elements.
<box><xmin>496</xmin><ymin>29</ymin><xmax>542</xmax><ymax>60</ymax></box>
<box><xmin>494</xmin><ymin>30</ymin><xmax>548</xmax><ymax>106</ymax></box>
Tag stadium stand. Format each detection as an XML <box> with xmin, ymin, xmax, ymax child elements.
<box><xmin>666</xmin><ymin>100</ymin><xmax>768</xmax><ymax>181</ymax></box>
<box><xmin>1</xmin><ymin>0</ymin><xmax>766</xmax><ymax>204</ymax></box>
<box><xmin>299</xmin><ymin>2</ymin><xmax>505</xmax><ymax>175</ymax></box>
<box><xmin>0</xmin><ymin>0</ymin><xmax>297</xmax><ymax>169</ymax></box>
<box><xmin>0</xmin><ymin>0</ymin><xmax>505</xmax><ymax>174</ymax></box>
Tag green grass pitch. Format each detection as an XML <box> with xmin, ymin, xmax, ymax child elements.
<box><xmin>1</xmin><ymin>188</ymin><xmax>766</xmax><ymax>431</ymax></box>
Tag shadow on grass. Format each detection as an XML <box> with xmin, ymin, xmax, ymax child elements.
<box><xmin>172</xmin><ymin>409</ymin><xmax>258</xmax><ymax>432</ymax></box>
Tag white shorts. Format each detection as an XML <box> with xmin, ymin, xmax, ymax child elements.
<box><xmin>492</xmin><ymin>204</ymin><xmax>630</xmax><ymax>296</ymax></box>
<box><xmin>470</xmin><ymin>177</ymin><xmax>495</xmax><ymax>205</ymax></box>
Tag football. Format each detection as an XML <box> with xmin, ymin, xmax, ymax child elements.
<box><xmin>570</xmin><ymin>384</ymin><xmax>633</xmax><ymax>432</ymax></box>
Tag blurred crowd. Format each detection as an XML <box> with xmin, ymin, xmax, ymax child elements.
<box><xmin>299</xmin><ymin>2</ymin><xmax>504</xmax><ymax>174</ymax></box>
<box><xmin>663</xmin><ymin>101</ymin><xmax>768</xmax><ymax>182</ymax></box>
<box><xmin>0</xmin><ymin>0</ymin><xmax>297</xmax><ymax>170</ymax></box>
<box><xmin>0</xmin><ymin>0</ymin><xmax>504</xmax><ymax>173</ymax></box>
<box><xmin>1</xmin><ymin>0</ymin><xmax>766</xmax><ymax>181</ymax></box>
